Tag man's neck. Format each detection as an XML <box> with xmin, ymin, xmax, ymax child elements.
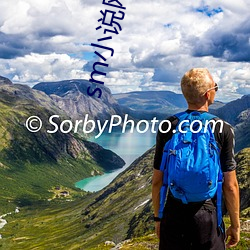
<box><xmin>187</xmin><ymin>103</ymin><xmax>209</xmax><ymax>112</ymax></box>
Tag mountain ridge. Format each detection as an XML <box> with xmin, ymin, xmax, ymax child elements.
<box><xmin>33</xmin><ymin>79</ymin><xmax>123</xmax><ymax>122</ymax></box>
<box><xmin>213</xmin><ymin>94</ymin><xmax>250</xmax><ymax>125</ymax></box>
<box><xmin>3</xmin><ymin>76</ymin><xmax>250</xmax><ymax>152</ymax></box>
<box><xmin>213</xmin><ymin>94</ymin><xmax>250</xmax><ymax>152</ymax></box>
<box><xmin>0</xmin><ymin>75</ymin><xmax>12</xmax><ymax>85</ymax></box>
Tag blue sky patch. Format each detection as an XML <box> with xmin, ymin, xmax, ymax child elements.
<box><xmin>164</xmin><ymin>23</ymin><xmax>172</xmax><ymax>28</ymax></box>
<box><xmin>83</xmin><ymin>52</ymin><xmax>96</xmax><ymax>61</ymax></box>
<box><xmin>196</xmin><ymin>6</ymin><xmax>223</xmax><ymax>17</ymax></box>
<box><xmin>68</xmin><ymin>51</ymin><xmax>95</xmax><ymax>61</ymax></box>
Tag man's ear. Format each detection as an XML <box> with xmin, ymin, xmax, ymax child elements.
<box><xmin>204</xmin><ymin>92</ymin><xmax>209</xmax><ymax>100</ymax></box>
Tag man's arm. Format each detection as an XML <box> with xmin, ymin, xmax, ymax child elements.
<box><xmin>223</xmin><ymin>170</ymin><xmax>240</xmax><ymax>248</ymax></box>
<box><xmin>152</xmin><ymin>169</ymin><xmax>163</xmax><ymax>239</ymax></box>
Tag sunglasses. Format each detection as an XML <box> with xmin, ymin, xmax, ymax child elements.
<box><xmin>203</xmin><ymin>83</ymin><xmax>218</xmax><ymax>95</ymax></box>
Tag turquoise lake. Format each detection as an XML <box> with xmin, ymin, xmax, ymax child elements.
<box><xmin>75</xmin><ymin>129</ymin><xmax>156</xmax><ymax>192</ymax></box>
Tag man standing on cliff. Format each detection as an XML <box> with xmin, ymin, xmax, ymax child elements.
<box><xmin>152</xmin><ymin>68</ymin><xmax>240</xmax><ymax>249</ymax></box>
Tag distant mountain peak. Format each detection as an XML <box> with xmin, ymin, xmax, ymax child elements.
<box><xmin>33</xmin><ymin>79</ymin><xmax>111</xmax><ymax>97</ymax></box>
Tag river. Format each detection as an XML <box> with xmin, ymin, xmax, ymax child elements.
<box><xmin>0</xmin><ymin>208</ymin><xmax>20</xmax><ymax>239</ymax></box>
<box><xmin>75</xmin><ymin>129</ymin><xmax>156</xmax><ymax>192</ymax></box>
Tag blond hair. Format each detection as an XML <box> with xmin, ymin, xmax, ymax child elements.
<box><xmin>181</xmin><ymin>68</ymin><xmax>214</xmax><ymax>104</ymax></box>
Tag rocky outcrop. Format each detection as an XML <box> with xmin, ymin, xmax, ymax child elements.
<box><xmin>0</xmin><ymin>76</ymin><xmax>12</xmax><ymax>85</ymax></box>
<box><xmin>209</xmin><ymin>95</ymin><xmax>250</xmax><ymax>152</ymax></box>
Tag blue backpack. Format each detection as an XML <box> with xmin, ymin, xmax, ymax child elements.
<box><xmin>158</xmin><ymin>111</ymin><xmax>223</xmax><ymax>228</ymax></box>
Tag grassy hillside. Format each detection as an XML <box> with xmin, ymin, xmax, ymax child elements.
<box><xmin>1</xmin><ymin>147</ymin><xmax>249</xmax><ymax>249</ymax></box>
<box><xmin>0</xmin><ymin>148</ymin><xmax>155</xmax><ymax>249</ymax></box>
<box><xmin>0</xmin><ymin>199</ymin><xmax>89</xmax><ymax>249</ymax></box>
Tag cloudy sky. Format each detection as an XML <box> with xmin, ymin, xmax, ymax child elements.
<box><xmin>0</xmin><ymin>0</ymin><xmax>249</xmax><ymax>102</ymax></box>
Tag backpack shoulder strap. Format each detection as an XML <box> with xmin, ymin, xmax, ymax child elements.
<box><xmin>174</xmin><ymin>111</ymin><xmax>217</xmax><ymax>121</ymax></box>
<box><xmin>201</xmin><ymin>112</ymin><xmax>217</xmax><ymax>120</ymax></box>
<box><xmin>173</xmin><ymin>111</ymin><xmax>189</xmax><ymax>121</ymax></box>
<box><xmin>201</xmin><ymin>112</ymin><xmax>223</xmax><ymax>230</ymax></box>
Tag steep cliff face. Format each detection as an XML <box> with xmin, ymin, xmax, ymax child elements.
<box><xmin>33</xmin><ymin>80</ymin><xmax>123</xmax><ymax>122</ymax></box>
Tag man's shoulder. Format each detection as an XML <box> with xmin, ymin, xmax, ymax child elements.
<box><xmin>164</xmin><ymin>115</ymin><xmax>179</xmax><ymax>122</ymax></box>
<box><xmin>211</xmin><ymin>116</ymin><xmax>234</xmax><ymax>133</ymax></box>
<box><xmin>160</xmin><ymin>115</ymin><xmax>179</xmax><ymax>131</ymax></box>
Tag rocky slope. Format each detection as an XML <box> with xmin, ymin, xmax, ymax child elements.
<box><xmin>210</xmin><ymin>94</ymin><xmax>250</xmax><ymax>152</ymax></box>
<box><xmin>213</xmin><ymin>94</ymin><xmax>250</xmax><ymax>126</ymax></box>
<box><xmin>234</xmin><ymin>108</ymin><xmax>250</xmax><ymax>152</ymax></box>
<box><xmin>0</xmin><ymin>78</ymin><xmax>124</xmax><ymax>212</ymax></box>
<box><xmin>33</xmin><ymin>79</ymin><xmax>124</xmax><ymax>122</ymax></box>
<box><xmin>80</xmin><ymin>147</ymin><xmax>154</xmax><ymax>248</ymax></box>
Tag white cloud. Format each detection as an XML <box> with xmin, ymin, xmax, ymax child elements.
<box><xmin>0</xmin><ymin>53</ymin><xmax>87</xmax><ymax>86</ymax></box>
<box><xmin>0</xmin><ymin>0</ymin><xmax>249</xmax><ymax>101</ymax></box>
<box><xmin>106</xmin><ymin>71</ymin><xmax>154</xmax><ymax>93</ymax></box>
